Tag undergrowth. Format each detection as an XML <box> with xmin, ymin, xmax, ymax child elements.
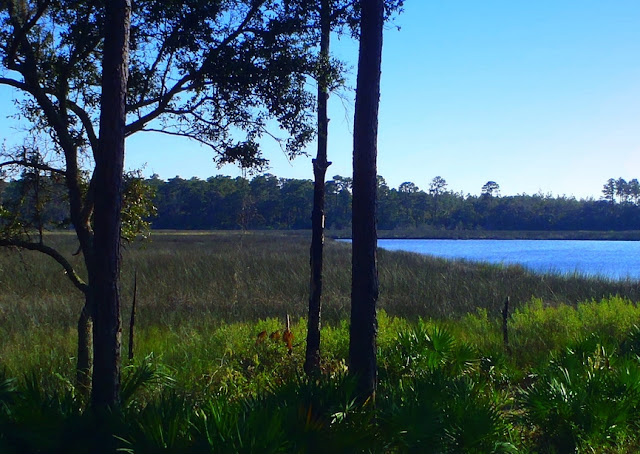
<box><xmin>2</xmin><ymin>233</ymin><xmax>640</xmax><ymax>451</ymax></box>
<box><xmin>0</xmin><ymin>299</ymin><xmax>640</xmax><ymax>452</ymax></box>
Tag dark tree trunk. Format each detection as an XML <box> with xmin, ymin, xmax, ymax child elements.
<box><xmin>90</xmin><ymin>0</ymin><xmax>131</xmax><ymax>411</ymax></box>
<box><xmin>349</xmin><ymin>0</ymin><xmax>383</xmax><ymax>401</ymax></box>
<box><xmin>305</xmin><ymin>0</ymin><xmax>332</xmax><ymax>377</ymax></box>
<box><xmin>128</xmin><ymin>270</ymin><xmax>137</xmax><ymax>361</ymax></box>
<box><xmin>76</xmin><ymin>297</ymin><xmax>93</xmax><ymax>395</ymax></box>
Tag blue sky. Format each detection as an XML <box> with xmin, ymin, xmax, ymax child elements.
<box><xmin>1</xmin><ymin>1</ymin><xmax>639</xmax><ymax>199</ymax></box>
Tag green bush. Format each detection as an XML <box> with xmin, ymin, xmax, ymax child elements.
<box><xmin>521</xmin><ymin>335</ymin><xmax>640</xmax><ymax>452</ymax></box>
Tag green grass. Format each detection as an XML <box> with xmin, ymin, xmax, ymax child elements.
<box><xmin>2</xmin><ymin>231</ymin><xmax>640</xmax><ymax>452</ymax></box>
<box><xmin>3</xmin><ymin>304</ymin><xmax>640</xmax><ymax>452</ymax></box>
<box><xmin>3</xmin><ymin>230</ymin><xmax>638</xmax><ymax>327</ymax></box>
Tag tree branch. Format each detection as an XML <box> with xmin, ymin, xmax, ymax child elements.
<box><xmin>0</xmin><ymin>76</ymin><xmax>99</xmax><ymax>153</ymax></box>
<box><xmin>0</xmin><ymin>159</ymin><xmax>66</xmax><ymax>176</ymax></box>
<box><xmin>0</xmin><ymin>238</ymin><xmax>88</xmax><ymax>294</ymax></box>
<box><xmin>5</xmin><ymin>0</ymin><xmax>51</xmax><ymax>70</ymax></box>
<box><xmin>0</xmin><ymin>76</ymin><xmax>35</xmax><ymax>94</ymax></box>
<box><xmin>79</xmin><ymin>172</ymin><xmax>96</xmax><ymax>228</ymax></box>
<box><xmin>125</xmin><ymin>73</ymin><xmax>193</xmax><ymax>135</ymax></box>
<box><xmin>0</xmin><ymin>75</ymin><xmax>98</xmax><ymax>153</ymax></box>
<box><xmin>66</xmin><ymin>100</ymin><xmax>99</xmax><ymax>151</ymax></box>
<box><xmin>138</xmin><ymin>128</ymin><xmax>219</xmax><ymax>150</ymax></box>
<box><xmin>125</xmin><ymin>0</ymin><xmax>267</xmax><ymax>136</ymax></box>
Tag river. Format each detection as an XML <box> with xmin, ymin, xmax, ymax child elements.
<box><xmin>359</xmin><ymin>239</ymin><xmax>640</xmax><ymax>280</ymax></box>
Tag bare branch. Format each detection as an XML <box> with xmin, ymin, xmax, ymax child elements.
<box><xmin>0</xmin><ymin>238</ymin><xmax>88</xmax><ymax>294</ymax></box>
<box><xmin>138</xmin><ymin>128</ymin><xmax>219</xmax><ymax>150</ymax></box>
<box><xmin>0</xmin><ymin>159</ymin><xmax>66</xmax><ymax>176</ymax></box>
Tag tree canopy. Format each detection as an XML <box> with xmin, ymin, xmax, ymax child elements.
<box><xmin>0</xmin><ymin>0</ymin><xmax>324</xmax><ymax>168</ymax></box>
<box><xmin>3</xmin><ymin>173</ymin><xmax>638</xmax><ymax>233</ymax></box>
<box><xmin>0</xmin><ymin>0</ymin><xmax>345</xmax><ymax>405</ymax></box>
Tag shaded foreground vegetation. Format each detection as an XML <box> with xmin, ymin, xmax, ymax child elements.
<box><xmin>2</xmin><ymin>232</ymin><xmax>640</xmax><ymax>452</ymax></box>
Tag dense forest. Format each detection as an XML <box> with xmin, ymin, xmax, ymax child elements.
<box><xmin>2</xmin><ymin>173</ymin><xmax>639</xmax><ymax>232</ymax></box>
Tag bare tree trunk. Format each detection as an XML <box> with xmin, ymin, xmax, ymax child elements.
<box><xmin>502</xmin><ymin>296</ymin><xmax>511</xmax><ymax>355</ymax></box>
<box><xmin>349</xmin><ymin>0</ymin><xmax>384</xmax><ymax>402</ymax></box>
<box><xmin>90</xmin><ymin>0</ymin><xmax>131</xmax><ymax>411</ymax></box>
<box><xmin>128</xmin><ymin>270</ymin><xmax>137</xmax><ymax>361</ymax></box>
<box><xmin>76</xmin><ymin>297</ymin><xmax>93</xmax><ymax>395</ymax></box>
<box><xmin>305</xmin><ymin>0</ymin><xmax>332</xmax><ymax>377</ymax></box>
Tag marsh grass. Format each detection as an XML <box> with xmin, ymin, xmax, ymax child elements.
<box><xmin>2</xmin><ymin>231</ymin><xmax>640</xmax><ymax>378</ymax></box>
<box><xmin>2</xmin><ymin>231</ymin><xmax>639</xmax><ymax>329</ymax></box>
<box><xmin>4</xmin><ymin>231</ymin><xmax>640</xmax><ymax>451</ymax></box>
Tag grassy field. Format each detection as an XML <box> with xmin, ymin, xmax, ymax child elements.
<box><xmin>2</xmin><ymin>231</ymin><xmax>640</xmax><ymax>452</ymax></box>
<box><xmin>2</xmin><ymin>230</ymin><xmax>639</xmax><ymax>330</ymax></box>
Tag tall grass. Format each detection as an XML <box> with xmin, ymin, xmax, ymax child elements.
<box><xmin>2</xmin><ymin>231</ymin><xmax>638</xmax><ymax>329</ymax></box>
<box><xmin>3</xmin><ymin>228</ymin><xmax>640</xmax><ymax>452</ymax></box>
<box><xmin>2</xmin><ymin>231</ymin><xmax>639</xmax><ymax>376</ymax></box>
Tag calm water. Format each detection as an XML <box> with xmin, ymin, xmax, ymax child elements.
<box><xmin>372</xmin><ymin>239</ymin><xmax>640</xmax><ymax>280</ymax></box>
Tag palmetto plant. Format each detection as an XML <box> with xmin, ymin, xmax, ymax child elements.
<box><xmin>521</xmin><ymin>335</ymin><xmax>640</xmax><ymax>452</ymax></box>
<box><xmin>121</xmin><ymin>353</ymin><xmax>176</xmax><ymax>410</ymax></box>
<box><xmin>383</xmin><ymin>323</ymin><xmax>479</xmax><ymax>379</ymax></box>
<box><xmin>379</xmin><ymin>370</ymin><xmax>516</xmax><ymax>453</ymax></box>
<box><xmin>191</xmin><ymin>374</ymin><xmax>375</xmax><ymax>453</ymax></box>
<box><xmin>120</xmin><ymin>391</ymin><xmax>195</xmax><ymax>453</ymax></box>
<box><xmin>378</xmin><ymin>325</ymin><xmax>515</xmax><ymax>453</ymax></box>
<box><xmin>619</xmin><ymin>324</ymin><xmax>640</xmax><ymax>357</ymax></box>
<box><xmin>0</xmin><ymin>373</ymin><xmax>95</xmax><ymax>454</ymax></box>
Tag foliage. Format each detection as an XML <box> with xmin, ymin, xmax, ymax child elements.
<box><xmin>380</xmin><ymin>371</ymin><xmax>516</xmax><ymax>453</ymax></box>
<box><xmin>5</xmin><ymin>173</ymin><xmax>640</xmax><ymax>232</ymax></box>
<box><xmin>3</xmin><ymin>288</ymin><xmax>640</xmax><ymax>450</ymax></box>
<box><xmin>0</xmin><ymin>0</ymin><xmax>332</xmax><ymax>361</ymax></box>
<box><xmin>3</xmin><ymin>233</ymin><xmax>640</xmax><ymax>450</ymax></box>
<box><xmin>603</xmin><ymin>177</ymin><xmax>640</xmax><ymax>204</ymax></box>
<box><xmin>521</xmin><ymin>335</ymin><xmax>640</xmax><ymax>452</ymax></box>
<box><xmin>2</xmin><ymin>232</ymin><xmax>640</xmax><ymax>339</ymax></box>
<box><xmin>382</xmin><ymin>323</ymin><xmax>479</xmax><ymax>379</ymax></box>
<box><xmin>0</xmin><ymin>0</ymin><xmax>320</xmax><ymax>164</ymax></box>
<box><xmin>0</xmin><ymin>158</ymin><xmax>156</xmax><ymax>243</ymax></box>
<box><xmin>127</xmin><ymin>173</ymin><xmax>640</xmax><ymax>231</ymax></box>
<box><xmin>121</xmin><ymin>172</ymin><xmax>157</xmax><ymax>242</ymax></box>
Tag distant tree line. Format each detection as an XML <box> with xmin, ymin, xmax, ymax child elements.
<box><xmin>2</xmin><ymin>174</ymin><xmax>640</xmax><ymax>232</ymax></box>
<box><xmin>601</xmin><ymin>178</ymin><xmax>640</xmax><ymax>205</ymax></box>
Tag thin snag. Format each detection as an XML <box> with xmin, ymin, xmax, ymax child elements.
<box><xmin>502</xmin><ymin>296</ymin><xmax>511</xmax><ymax>355</ymax></box>
<box><xmin>128</xmin><ymin>270</ymin><xmax>137</xmax><ymax>361</ymax></box>
<box><xmin>283</xmin><ymin>313</ymin><xmax>293</xmax><ymax>355</ymax></box>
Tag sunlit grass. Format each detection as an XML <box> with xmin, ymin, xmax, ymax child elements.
<box><xmin>2</xmin><ymin>231</ymin><xmax>639</xmax><ymax>330</ymax></box>
<box><xmin>3</xmin><ymin>231</ymin><xmax>640</xmax><ymax>451</ymax></box>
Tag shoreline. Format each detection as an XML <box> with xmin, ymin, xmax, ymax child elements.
<box><xmin>329</xmin><ymin>229</ymin><xmax>640</xmax><ymax>241</ymax></box>
<box><xmin>40</xmin><ymin>229</ymin><xmax>640</xmax><ymax>241</ymax></box>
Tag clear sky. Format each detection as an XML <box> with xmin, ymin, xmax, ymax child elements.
<box><xmin>1</xmin><ymin>1</ymin><xmax>639</xmax><ymax>199</ymax></box>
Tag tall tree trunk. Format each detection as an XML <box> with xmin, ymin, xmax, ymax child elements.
<box><xmin>349</xmin><ymin>0</ymin><xmax>383</xmax><ymax>401</ymax></box>
<box><xmin>90</xmin><ymin>0</ymin><xmax>131</xmax><ymax>411</ymax></box>
<box><xmin>76</xmin><ymin>296</ymin><xmax>93</xmax><ymax>395</ymax></box>
<box><xmin>305</xmin><ymin>0</ymin><xmax>332</xmax><ymax>377</ymax></box>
